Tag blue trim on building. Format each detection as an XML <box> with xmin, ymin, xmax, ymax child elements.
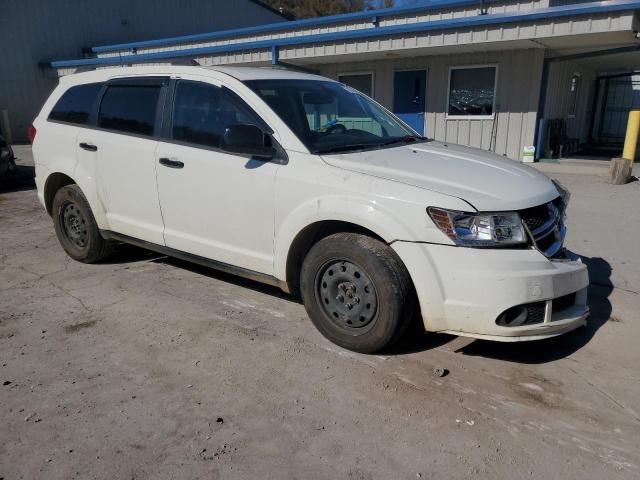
<box><xmin>90</xmin><ymin>0</ymin><xmax>478</xmax><ymax>53</ymax></box>
<box><xmin>51</xmin><ymin>0</ymin><xmax>640</xmax><ymax>68</ymax></box>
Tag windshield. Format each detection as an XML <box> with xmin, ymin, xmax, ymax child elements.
<box><xmin>244</xmin><ymin>79</ymin><xmax>425</xmax><ymax>154</ymax></box>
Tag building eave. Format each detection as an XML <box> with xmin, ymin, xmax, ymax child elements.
<box><xmin>49</xmin><ymin>0</ymin><xmax>640</xmax><ymax>69</ymax></box>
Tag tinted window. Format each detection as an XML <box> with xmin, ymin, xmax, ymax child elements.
<box><xmin>448</xmin><ymin>66</ymin><xmax>496</xmax><ymax>116</ymax></box>
<box><xmin>98</xmin><ymin>85</ymin><xmax>160</xmax><ymax>136</ymax></box>
<box><xmin>48</xmin><ymin>83</ymin><xmax>103</xmax><ymax>125</ymax></box>
<box><xmin>172</xmin><ymin>81</ymin><xmax>264</xmax><ymax>149</ymax></box>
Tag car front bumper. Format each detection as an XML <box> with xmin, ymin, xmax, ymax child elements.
<box><xmin>392</xmin><ymin>242</ymin><xmax>589</xmax><ymax>340</ymax></box>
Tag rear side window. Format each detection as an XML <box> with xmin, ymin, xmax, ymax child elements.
<box><xmin>172</xmin><ymin>81</ymin><xmax>265</xmax><ymax>149</ymax></box>
<box><xmin>98</xmin><ymin>85</ymin><xmax>161</xmax><ymax>136</ymax></box>
<box><xmin>48</xmin><ymin>83</ymin><xmax>103</xmax><ymax>125</ymax></box>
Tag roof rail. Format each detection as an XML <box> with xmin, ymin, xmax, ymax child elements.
<box><xmin>43</xmin><ymin>58</ymin><xmax>202</xmax><ymax>73</ymax></box>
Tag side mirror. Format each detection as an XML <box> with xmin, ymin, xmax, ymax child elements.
<box><xmin>222</xmin><ymin>124</ymin><xmax>276</xmax><ymax>160</ymax></box>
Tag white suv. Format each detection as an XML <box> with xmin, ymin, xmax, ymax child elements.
<box><xmin>32</xmin><ymin>66</ymin><xmax>589</xmax><ymax>353</ymax></box>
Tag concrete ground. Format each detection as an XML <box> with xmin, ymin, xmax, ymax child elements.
<box><xmin>1</xmin><ymin>147</ymin><xmax>639</xmax><ymax>479</ymax></box>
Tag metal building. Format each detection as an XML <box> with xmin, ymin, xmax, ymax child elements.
<box><xmin>45</xmin><ymin>0</ymin><xmax>640</xmax><ymax>161</ymax></box>
<box><xmin>0</xmin><ymin>0</ymin><xmax>287</xmax><ymax>142</ymax></box>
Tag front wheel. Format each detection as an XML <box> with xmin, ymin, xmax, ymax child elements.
<box><xmin>300</xmin><ymin>233</ymin><xmax>415</xmax><ymax>353</ymax></box>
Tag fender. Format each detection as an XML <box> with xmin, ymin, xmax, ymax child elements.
<box><xmin>274</xmin><ymin>192</ymin><xmax>430</xmax><ymax>282</ymax></box>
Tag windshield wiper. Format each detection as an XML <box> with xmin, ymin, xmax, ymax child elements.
<box><xmin>313</xmin><ymin>136</ymin><xmax>427</xmax><ymax>154</ymax></box>
<box><xmin>313</xmin><ymin>143</ymin><xmax>383</xmax><ymax>154</ymax></box>
<box><xmin>380</xmin><ymin>135</ymin><xmax>427</xmax><ymax>147</ymax></box>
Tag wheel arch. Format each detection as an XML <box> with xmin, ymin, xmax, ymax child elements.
<box><xmin>44</xmin><ymin>172</ymin><xmax>76</xmax><ymax>215</ymax></box>
<box><xmin>282</xmin><ymin>220</ymin><xmax>387</xmax><ymax>296</ymax></box>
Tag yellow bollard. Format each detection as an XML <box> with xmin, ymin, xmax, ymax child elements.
<box><xmin>622</xmin><ymin>109</ymin><xmax>640</xmax><ymax>164</ymax></box>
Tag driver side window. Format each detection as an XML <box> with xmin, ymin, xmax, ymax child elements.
<box><xmin>171</xmin><ymin>81</ymin><xmax>264</xmax><ymax>149</ymax></box>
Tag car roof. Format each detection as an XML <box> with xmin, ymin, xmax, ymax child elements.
<box><xmin>59</xmin><ymin>65</ymin><xmax>331</xmax><ymax>85</ymax></box>
<box><xmin>204</xmin><ymin>66</ymin><xmax>328</xmax><ymax>81</ymax></box>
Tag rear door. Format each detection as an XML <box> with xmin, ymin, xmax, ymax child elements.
<box><xmin>155</xmin><ymin>78</ymin><xmax>279</xmax><ymax>274</ymax></box>
<box><xmin>78</xmin><ymin>77</ymin><xmax>168</xmax><ymax>245</ymax></box>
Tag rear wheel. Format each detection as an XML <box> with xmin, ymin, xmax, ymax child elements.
<box><xmin>300</xmin><ymin>232</ymin><xmax>415</xmax><ymax>353</ymax></box>
<box><xmin>52</xmin><ymin>185</ymin><xmax>113</xmax><ymax>263</ymax></box>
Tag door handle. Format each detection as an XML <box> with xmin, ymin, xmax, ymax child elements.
<box><xmin>79</xmin><ymin>142</ymin><xmax>98</xmax><ymax>152</ymax></box>
<box><xmin>159</xmin><ymin>157</ymin><xmax>184</xmax><ymax>169</ymax></box>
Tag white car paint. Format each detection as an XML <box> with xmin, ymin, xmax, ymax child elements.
<box><xmin>32</xmin><ymin>65</ymin><xmax>589</xmax><ymax>341</ymax></box>
<box><xmin>321</xmin><ymin>141</ymin><xmax>560</xmax><ymax>211</ymax></box>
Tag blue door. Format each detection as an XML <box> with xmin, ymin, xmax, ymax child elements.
<box><xmin>393</xmin><ymin>70</ymin><xmax>427</xmax><ymax>135</ymax></box>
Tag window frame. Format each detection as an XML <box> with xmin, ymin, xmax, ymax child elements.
<box><xmin>160</xmin><ymin>79</ymin><xmax>281</xmax><ymax>160</ymax></box>
<box><xmin>92</xmin><ymin>77</ymin><xmax>169</xmax><ymax>139</ymax></box>
<box><xmin>446</xmin><ymin>64</ymin><xmax>498</xmax><ymax>120</ymax></box>
<box><xmin>337</xmin><ymin>71</ymin><xmax>375</xmax><ymax>98</ymax></box>
<box><xmin>46</xmin><ymin>82</ymin><xmax>105</xmax><ymax>128</ymax></box>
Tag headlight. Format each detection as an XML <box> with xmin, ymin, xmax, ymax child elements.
<box><xmin>427</xmin><ymin>207</ymin><xmax>527</xmax><ymax>246</ymax></box>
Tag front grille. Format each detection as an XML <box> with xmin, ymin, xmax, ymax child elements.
<box><xmin>521</xmin><ymin>204</ymin><xmax>550</xmax><ymax>231</ymax></box>
<box><xmin>519</xmin><ymin>197</ymin><xmax>565</xmax><ymax>258</ymax></box>
<box><xmin>552</xmin><ymin>293</ymin><xmax>576</xmax><ymax>314</ymax></box>
<box><xmin>525</xmin><ymin>302</ymin><xmax>546</xmax><ymax>325</ymax></box>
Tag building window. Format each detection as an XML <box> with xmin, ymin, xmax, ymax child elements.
<box><xmin>568</xmin><ymin>73</ymin><xmax>581</xmax><ymax>118</ymax></box>
<box><xmin>447</xmin><ymin>65</ymin><xmax>497</xmax><ymax>118</ymax></box>
<box><xmin>338</xmin><ymin>73</ymin><xmax>374</xmax><ymax>97</ymax></box>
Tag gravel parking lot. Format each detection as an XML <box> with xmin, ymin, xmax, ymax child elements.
<box><xmin>1</xmin><ymin>148</ymin><xmax>639</xmax><ymax>479</ymax></box>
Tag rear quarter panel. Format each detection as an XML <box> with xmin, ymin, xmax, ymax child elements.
<box><xmin>32</xmin><ymin>81</ymin><xmax>107</xmax><ymax>227</ymax></box>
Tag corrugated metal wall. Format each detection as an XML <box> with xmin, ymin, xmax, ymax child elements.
<box><xmin>318</xmin><ymin>48</ymin><xmax>544</xmax><ymax>160</ymax></box>
<box><xmin>0</xmin><ymin>0</ymin><xmax>285</xmax><ymax>142</ymax></box>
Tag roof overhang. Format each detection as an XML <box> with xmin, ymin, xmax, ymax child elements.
<box><xmin>47</xmin><ymin>0</ymin><xmax>640</xmax><ymax>75</ymax></box>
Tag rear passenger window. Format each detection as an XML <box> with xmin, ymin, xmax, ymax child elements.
<box><xmin>48</xmin><ymin>83</ymin><xmax>103</xmax><ymax>125</ymax></box>
<box><xmin>172</xmin><ymin>81</ymin><xmax>265</xmax><ymax>149</ymax></box>
<box><xmin>98</xmin><ymin>85</ymin><xmax>160</xmax><ymax>136</ymax></box>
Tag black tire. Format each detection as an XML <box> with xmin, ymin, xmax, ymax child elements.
<box><xmin>52</xmin><ymin>184</ymin><xmax>113</xmax><ymax>263</ymax></box>
<box><xmin>300</xmin><ymin>232</ymin><xmax>415</xmax><ymax>353</ymax></box>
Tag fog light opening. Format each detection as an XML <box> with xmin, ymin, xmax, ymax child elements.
<box><xmin>496</xmin><ymin>306</ymin><xmax>528</xmax><ymax>327</ymax></box>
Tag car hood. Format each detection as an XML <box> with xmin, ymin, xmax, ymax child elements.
<box><xmin>320</xmin><ymin>141</ymin><xmax>559</xmax><ymax>211</ymax></box>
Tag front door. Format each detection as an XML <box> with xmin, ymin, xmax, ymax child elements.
<box><xmin>393</xmin><ymin>70</ymin><xmax>427</xmax><ymax>135</ymax></box>
<box><xmin>155</xmin><ymin>79</ymin><xmax>278</xmax><ymax>275</ymax></box>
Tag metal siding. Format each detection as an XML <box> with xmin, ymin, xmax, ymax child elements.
<box><xmin>0</xmin><ymin>0</ymin><xmax>284</xmax><ymax>142</ymax></box>
<box><xmin>269</xmin><ymin>11</ymin><xmax>634</xmax><ymax>65</ymax></box>
<box><xmin>317</xmin><ymin>48</ymin><xmax>544</xmax><ymax>161</ymax></box>
<box><xmin>94</xmin><ymin>0</ymin><xmax>552</xmax><ymax>59</ymax></box>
